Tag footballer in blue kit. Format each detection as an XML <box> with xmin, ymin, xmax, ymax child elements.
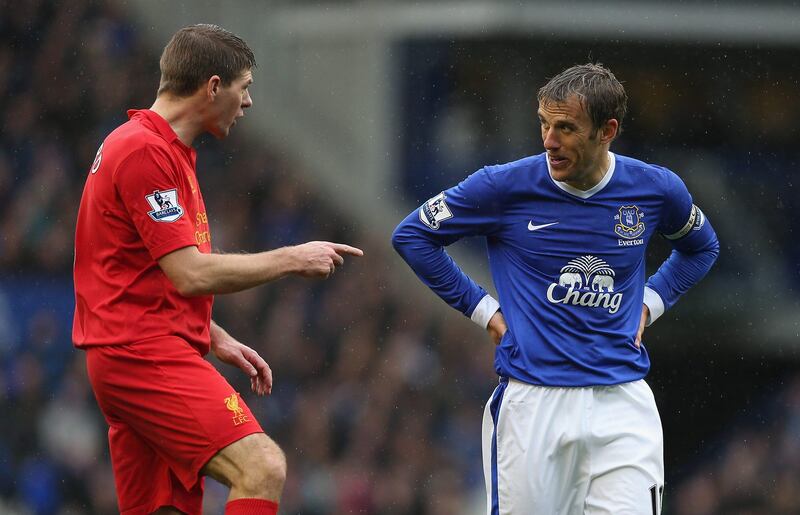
<box><xmin>392</xmin><ymin>64</ymin><xmax>719</xmax><ymax>514</ymax></box>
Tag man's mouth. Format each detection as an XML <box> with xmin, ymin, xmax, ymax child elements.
<box><xmin>548</xmin><ymin>155</ymin><xmax>569</xmax><ymax>168</ymax></box>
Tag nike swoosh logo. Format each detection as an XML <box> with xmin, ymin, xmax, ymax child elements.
<box><xmin>528</xmin><ymin>221</ymin><xmax>559</xmax><ymax>231</ymax></box>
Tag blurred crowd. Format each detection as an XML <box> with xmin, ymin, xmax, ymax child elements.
<box><xmin>670</xmin><ymin>377</ymin><xmax>800</xmax><ymax>515</ymax></box>
<box><xmin>0</xmin><ymin>1</ymin><xmax>494</xmax><ymax>514</ymax></box>
<box><xmin>1</xmin><ymin>1</ymin><xmax>798</xmax><ymax>515</ymax></box>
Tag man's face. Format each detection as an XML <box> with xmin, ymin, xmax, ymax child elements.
<box><xmin>537</xmin><ymin>95</ymin><xmax>610</xmax><ymax>189</ymax></box>
<box><xmin>207</xmin><ymin>69</ymin><xmax>253</xmax><ymax>139</ymax></box>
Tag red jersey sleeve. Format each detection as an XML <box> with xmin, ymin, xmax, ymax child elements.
<box><xmin>113</xmin><ymin>146</ymin><xmax>198</xmax><ymax>260</ymax></box>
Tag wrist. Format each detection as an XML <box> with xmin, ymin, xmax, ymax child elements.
<box><xmin>471</xmin><ymin>295</ymin><xmax>500</xmax><ymax>329</ymax></box>
<box><xmin>270</xmin><ymin>246</ymin><xmax>298</xmax><ymax>276</ymax></box>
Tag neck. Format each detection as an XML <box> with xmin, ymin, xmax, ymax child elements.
<box><xmin>150</xmin><ymin>94</ymin><xmax>205</xmax><ymax>146</ymax></box>
<box><xmin>565</xmin><ymin>149</ymin><xmax>610</xmax><ymax>191</ymax></box>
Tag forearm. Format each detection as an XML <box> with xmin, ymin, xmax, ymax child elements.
<box><xmin>392</xmin><ymin>224</ymin><xmax>488</xmax><ymax>318</ymax></box>
<box><xmin>645</xmin><ymin>220</ymin><xmax>719</xmax><ymax>323</ymax></box>
<box><xmin>160</xmin><ymin>240</ymin><xmax>360</xmax><ymax>297</ymax></box>
<box><xmin>163</xmin><ymin>246</ymin><xmax>298</xmax><ymax>296</ymax></box>
<box><xmin>190</xmin><ymin>248</ymin><xmax>299</xmax><ymax>295</ymax></box>
<box><xmin>209</xmin><ymin>319</ymin><xmax>229</xmax><ymax>348</ymax></box>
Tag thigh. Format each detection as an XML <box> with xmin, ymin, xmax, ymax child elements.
<box><xmin>86</xmin><ymin>338</ymin><xmax>264</xmax><ymax>494</ymax></box>
<box><xmin>585</xmin><ymin>381</ymin><xmax>664</xmax><ymax>515</ymax></box>
<box><xmin>483</xmin><ymin>379</ymin><xmax>591</xmax><ymax>515</ymax></box>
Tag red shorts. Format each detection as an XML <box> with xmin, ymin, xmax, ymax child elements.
<box><xmin>85</xmin><ymin>336</ymin><xmax>264</xmax><ymax>515</ymax></box>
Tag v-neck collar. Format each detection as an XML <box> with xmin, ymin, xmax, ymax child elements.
<box><xmin>547</xmin><ymin>151</ymin><xmax>616</xmax><ymax>199</ymax></box>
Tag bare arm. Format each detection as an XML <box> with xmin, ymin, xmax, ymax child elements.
<box><xmin>158</xmin><ymin>241</ymin><xmax>363</xmax><ymax>296</ymax></box>
<box><xmin>210</xmin><ymin>320</ymin><xmax>272</xmax><ymax>396</ymax></box>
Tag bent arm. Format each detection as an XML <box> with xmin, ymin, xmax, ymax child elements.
<box><xmin>391</xmin><ymin>169</ymin><xmax>502</xmax><ymax>328</ymax></box>
<box><xmin>644</xmin><ymin>210</ymin><xmax>720</xmax><ymax>325</ymax></box>
<box><xmin>392</xmin><ymin>222</ymin><xmax>492</xmax><ymax>322</ymax></box>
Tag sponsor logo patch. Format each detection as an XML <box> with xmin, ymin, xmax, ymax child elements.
<box><xmin>419</xmin><ymin>192</ymin><xmax>453</xmax><ymax>230</ymax></box>
<box><xmin>145</xmin><ymin>188</ymin><xmax>184</xmax><ymax>223</ymax></box>
<box><xmin>546</xmin><ymin>255</ymin><xmax>623</xmax><ymax>314</ymax></box>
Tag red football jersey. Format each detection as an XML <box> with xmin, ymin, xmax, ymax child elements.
<box><xmin>73</xmin><ymin>109</ymin><xmax>213</xmax><ymax>354</ymax></box>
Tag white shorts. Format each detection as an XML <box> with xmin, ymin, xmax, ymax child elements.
<box><xmin>482</xmin><ymin>378</ymin><xmax>664</xmax><ymax>515</ymax></box>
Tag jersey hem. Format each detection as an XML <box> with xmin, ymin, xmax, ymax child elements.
<box><xmin>499</xmin><ymin>373</ymin><xmax>649</xmax><ymax>389</ymax></box>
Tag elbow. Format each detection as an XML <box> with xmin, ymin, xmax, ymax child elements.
<box><xmin>711</xmin><ymin>241</ymin><xmax>720</xmax><ymax>263</ymax></box>
<box><xmin>391</xmin><ymin>225</ymin><xmax>407</xmax><ymax>256</ymax></box>
<box><xmin>707</xmin><ymin>235</ymin><xmax>721</xmax><ymax>264</ymax></box>
<box><xmin>170</xmin><ymin>269</ymin><xmax>210</xmax><ymax>297</ymax></box>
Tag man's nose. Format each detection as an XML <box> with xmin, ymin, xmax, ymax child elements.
<box><xmin>242</xmin><ymin>90</ymin><xmax>253</xmax><ymax>108</ymax></box>
<box><xmin>543</xmin><ymin>129</ymin><xmax>560</xmax><ymax>150</ymax></box>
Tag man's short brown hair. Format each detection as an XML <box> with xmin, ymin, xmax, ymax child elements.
<box><xmin>537</xmin><ymin>63</ymin><xmax>627</xmax><ymax>136</ymax></box>
<box><xmin>158</xmin><ymin>24</ymin><xmax>256</xmax><ymax>97</ymax></box>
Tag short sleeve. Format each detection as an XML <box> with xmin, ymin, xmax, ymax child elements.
<box><xmin>113</xmin><ymin>146</ymin><xmax>198</xmax><ymax>260</ymax></box>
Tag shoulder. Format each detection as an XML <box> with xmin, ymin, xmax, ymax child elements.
<box><xmin>613</xmin><ymin>153</ymin><xmax>685</xmax><ymax>193</ymax></box>
<box><xmin>480</xmin><ymin>153</ymin><xmax>547</xmax><ymax>187</ymax></box>
<box><xmin>105</xmin><ymin>121</ymin><xmax>174</xmax><ymax>173</ymax></box>
<box><xmin>484</xmin><ymin>153</ymin><xmax>546</xmax><ymax>176</ymax></box>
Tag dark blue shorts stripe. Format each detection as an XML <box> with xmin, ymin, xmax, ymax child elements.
<box><xmin>489</xmin><ymin>377</ymin><xmax>509</xmax><ymax>515</ymax></box>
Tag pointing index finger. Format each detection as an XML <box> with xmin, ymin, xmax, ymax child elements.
<box><xmin>329</xmin><ymin>243</ymin><xmax>364</xmax><ymax>257</ymax></box>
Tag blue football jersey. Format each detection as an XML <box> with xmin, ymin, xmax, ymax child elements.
<box><xmin>393</xmin><ymin>152</ymin><xmax>719</xmax><ymax>387</ymax></box>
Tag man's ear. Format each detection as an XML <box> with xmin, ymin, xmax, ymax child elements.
<box><xmin>600</xmin><ymin>118</ymin><xmax>619</xmax><ymax>144</ymax></box>
<box><xmin>206</xmin><ymin>75</ymin><xmax>222</xmax><ymax>100</ymax></box>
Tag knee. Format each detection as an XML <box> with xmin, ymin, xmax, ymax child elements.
<box><xmin>237</xmin><ymin>439</ymin><xmax>287</xmax><ymax>496</ymax></box>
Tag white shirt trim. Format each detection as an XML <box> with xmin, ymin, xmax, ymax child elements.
<box><xmin>471</xmin><ymin>295</ymin><xmax>500</xmax><ymax>329</ymax></box>
<box><xmin>547</xmin><ymin>151</ymin><xmax>616</xmax><ymax>199</ymax></box>
<box><xmin>642</xmin><ymin>287</ymin><xmax>665</xmax><ymax>326</ymax></box>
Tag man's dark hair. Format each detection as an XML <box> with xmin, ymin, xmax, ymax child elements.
<box><xmin>537</xmin><ymin>63</ymin><xmax>627</xmax><ymax>137</ymax></box>
<box><xmin>158</xmin><ymin>24</ymin><xmax>256</xmax><ymax>97</ymax></box>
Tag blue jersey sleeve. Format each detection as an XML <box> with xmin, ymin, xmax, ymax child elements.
<box><xmin>645</xmin><ymin>171</ymin><xmax>720</xmax><ymax>318</ymax></box>
<box><xmin>391</xmin><ymin>168</ymin><xmax>501</xmax><ymax>319</ymax></box>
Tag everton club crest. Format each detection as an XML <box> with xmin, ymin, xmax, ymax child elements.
<box><xmin>614</xmin><ymin>205</ymin><xmax>645</xmax><ymax>239</ymax></box>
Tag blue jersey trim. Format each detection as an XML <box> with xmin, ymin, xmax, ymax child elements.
<box><xmin>490</xmin><ymin>377</ymin><xmax>509</xmax><ymax>515</ymax></box>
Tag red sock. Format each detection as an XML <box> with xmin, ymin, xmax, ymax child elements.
<box><xmin>225</xmin><ymin>498</ymin><xmax>279</xmax><ymax>515</ymax></box>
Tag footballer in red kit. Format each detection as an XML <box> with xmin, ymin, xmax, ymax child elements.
<box><xmin>72</xmin><ymin>25</ymin><xmax>363</xmax><ymax>515</ymax></box>
<box><xmin>74</xmin><ymin>109</ymin><xmax>213</xmax><ymax>352</ymax></box>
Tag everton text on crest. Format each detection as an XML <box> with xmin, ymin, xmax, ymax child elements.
<box><xmin>614</xmin><ymin>205</ymin><xmax>645</xmax><ymax>245</ymax></box>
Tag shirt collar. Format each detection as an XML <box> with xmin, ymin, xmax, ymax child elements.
<box><xmin>127</xmin><ymin>109</ymin><xmax>192</xmax><ymax>152</ymax></box>
<box><xmin>548</xmin><ymin>151</ymin><xmax>616</xmax><ymax>199</ymax></box>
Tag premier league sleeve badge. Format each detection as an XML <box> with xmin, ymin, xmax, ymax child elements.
<box><xmin>419</xmin><ymin>192</ymin><xmax>453</xmax><ymax>230</ymax></box>
<box><xmin>145</xmin><ymin>188</ymin><xmax>184</xmax><ymax>222</ymax></box>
